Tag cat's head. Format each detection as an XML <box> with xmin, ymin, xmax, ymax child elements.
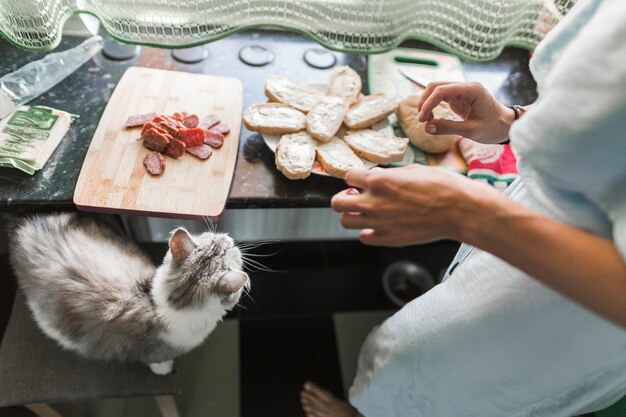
<box><xmin>156</xmin><ymin>227</ymin><xmax>249</xmax><ymax>310</ymax></box>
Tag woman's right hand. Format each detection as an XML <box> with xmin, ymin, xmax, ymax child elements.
<box><xmin>417</xmin><ymin>82</ymin><xmax>516</xmax><ymax>144</ymax></box>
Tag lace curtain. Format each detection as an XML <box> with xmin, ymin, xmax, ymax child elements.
<box><xmin>0</xmin><ymin>0</ymin><xmax>576</xmax><ymax>61</ymax></box>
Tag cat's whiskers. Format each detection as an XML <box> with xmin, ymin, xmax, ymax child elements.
<box><xmin>241</xmin><ymin>256</ymin><xmax>279</xmax><ymax>273</ymax></box>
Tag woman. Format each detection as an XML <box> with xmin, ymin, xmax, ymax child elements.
<box><xmin>301</xmin><ymin>0</ymin><xmax>626</xmax><ymax>416</ymax></box>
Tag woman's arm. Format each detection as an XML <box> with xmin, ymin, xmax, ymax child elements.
<box><xmin>462</xmin><ymin>183</ymin><xmax>626</xmax><ymax>328</ymax></box>
<box><xmin>332</xmin><ymin>166</ymin><xmax>626</xmax><ymax>328</ymax></box>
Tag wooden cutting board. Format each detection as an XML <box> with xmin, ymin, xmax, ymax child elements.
<box><xmin>74</xmin><ymin>67</ymin><xmax>243</xmax><ymax>219</ymax></box>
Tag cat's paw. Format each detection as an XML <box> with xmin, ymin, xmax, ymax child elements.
<box><xmin>149</xmin><ymin>360</ymin><xmax>174</xmax><ymax>375</ymax></box>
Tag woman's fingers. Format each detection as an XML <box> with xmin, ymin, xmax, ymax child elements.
<box><xmin>340</xmin><ymin>212</ymin><xmax>372</xmax><ymax>230</ymax></box>
<box><xmin>345</xmin><ymin>169</ymin><xmax>370</xmax><ymax>188</ymax></box>
<box><xmin>424</xmin><ymin>118</ymin><xmax>479</xmax><ymax>137</ymax></box>
<box><xmin>417</xmin><ymin>81</ymin><xmax>455</xmax><ymax>111</ymax></box>
<box><xmin>418</xmin><ymin>83</ymin><xmax>480</xmax><ymax>122</ymax></box>
<box><xmin>331</xmin><ymin>191</ymin><xmax>369</xmax><ymax>214</ymax></box>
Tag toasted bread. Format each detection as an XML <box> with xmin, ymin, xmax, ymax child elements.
<box><xmin>306</xmin><ymin>96</ymin><xmax>348</xmax><ymax>142</ymax></box>
<box><xmin>275</xmin><ymin>132</ymin><xmax>317</xmax><ymax>180</ymax></box>
<box><xmin>316</xmin><ymin>137</ymin><xmax>364</xmax><ymax>178</ymax></box>
<box><xmin>243</xmin><ymin>103</ymin><xmax>306</xmax><ymax>135</ymax></box>
<box><xmin>344</xmin><ymin>94</ymin><xmax>397</xmax><ymax>129</ymax></box>
<box><xmin>344</xmin><ymin>129</ymin><xmax>408</xmax><ymax>165</ymax></box>
<box><xmin>397</xmin><ymin>95</ymin><xmax>458</xmax><ymax>153</ymax></box>
<box><xmin>265</xmin><ymin>76</ymin><xmax>324</xmax><ymax>113</ymax></box>
<box><xmin>326</xmin><ymin>66</ymin><xmax>361</xmax><ymax>105</ymax></box>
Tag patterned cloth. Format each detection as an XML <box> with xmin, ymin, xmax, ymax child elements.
<box><xmin>349</xmin><ymin>1</ymin><xmax>626</xmax><ymax>416</ymax></box>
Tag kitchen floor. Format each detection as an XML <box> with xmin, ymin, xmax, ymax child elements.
<box><xmin>0</xmin><ymin>228</ymin><xmax>624</xmax><ymax>417</ymax></box>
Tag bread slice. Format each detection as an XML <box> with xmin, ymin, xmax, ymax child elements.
<box><xmin>326</xmin><ymin>66</ymin><xmax>361</xmax><ymax>105</ymax></box>
<box><xmin>265</xmin><ymin>76</ymin><xmax>324</xmax><ymax>113</ymax></box>
<box><xmin>344</xmin><ymin>129</ymin><xmax>409</xmax><ymax>165</ymax></box>
<box><xmin>344</xmin><ymin>94</ymin><xmax>397</xmax><ymax>129</ymax></box>
<box><xmin>275</xmin><ymin>132</ymin><xmax>317</xmax><ymax>180</ymax></box>
<box><xmin>243</xmin><ymin>103</ymin><xmax>306</xmax><ymax>135</ymax></box>
<box><xmin>316</xmin><ymin>137</ymin><xmax>364</xmax><ymax>178</ymax></box>
<box><xmin>306</xmin><ymin>96</ymin><xmax>348</xmax><ymax>142</ymax></box>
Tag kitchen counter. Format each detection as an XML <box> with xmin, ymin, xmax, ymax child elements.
<box><xmin>0</xmin><ymin>31</ymin><xmax>537</xmax><ymax>212</ymax></box>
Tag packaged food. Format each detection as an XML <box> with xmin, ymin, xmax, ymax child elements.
<box><xmin>0</xmin><ymin>105</ymin><xmax>74</xmax><ymax>174</ymax></box>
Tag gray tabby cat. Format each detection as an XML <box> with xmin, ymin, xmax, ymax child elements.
<box><xmin>9</xmin><ymin>213</ymin><xmax>249</xmax><ymax>375</ymax></box>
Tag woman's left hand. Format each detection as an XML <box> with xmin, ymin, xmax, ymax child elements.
<box><xmin>331</xmin><ymin>165</ymin><xmax>495</xmax><ymax>246</ymax></box>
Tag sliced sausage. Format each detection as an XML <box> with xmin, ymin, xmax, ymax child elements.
<box><xmin>141</xmin><ymin>121</ymin><xmax>169</xmax><ymax>137</ymax></box>
<box><xmin>143</xmin><ymin>128</ymin><xmax>171</xmax><ymax>152</ymax></box>
<box><xmin>210</xmin><ymin>123</ymin><xmax>230</xmax><ymax>135</ymax></box>
<box><xmin>172</xmin><ymin>111</ymin><xmax>188</xmax><ymax>121</ymax></box>
<box><xmin>199</xmin><ymin>114</ymin><xmax>221</xmax><ymax>129</ymax></box>
<box><xmin>164</xmin><ymin>137</ymin><xmax>186</xmax><ymax>159</ymax></box>
<box><xmin>182</xmin><ymin>114</ymin><xmax>199</xmax><ymax>128</ymax></box>
<box><xmin>175</xmin><ymin>127</ymin><xmax>206</xmax><ymax>147</ymax></box>
<box><xmin>143</xmin><ymin>151</ymin><xmax>166</xmax><ymax>176</ymax></box>
<box><xmin>186</xmin><ymin>144</ymin><xmax>213</xmax><ymax>160</ymax></box>
<box><xmin>126</xmin><ymin>112</ymin><xmax>157</xmax><ymax>128</ymax></box>
<box><xmin>204</xmin><ymin>130</ymin><xmax>224</xmax><ymax>148</ymax></box>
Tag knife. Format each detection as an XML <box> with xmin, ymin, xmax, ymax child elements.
<box><xmin>0</xmin><ymin>36</ymin><xmax>103</xmax><ymax>121</ymax></box>
<box><xmin>398</xmin><ymin>68</ymin><xmax>433</xmax><ymax>89</ymax></box>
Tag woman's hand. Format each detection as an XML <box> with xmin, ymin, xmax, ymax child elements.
<box><xmin>331</xmin><ymin>165</ymin><xmax>497</xmax><ymax>246</ymax></box>
<box><xmin>417</xmin><ymin>82</ymin><xmax>515</xmax><ymax>144</ymax></box>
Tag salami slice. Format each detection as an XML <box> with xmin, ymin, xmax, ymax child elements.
<box><xmin>204</xmin><ymin>130</ymin><xmax>224</xmax><ymax>148</ymax></box>
<box><xmin>126</xmin><ymin>112</ymin><xmax>157</xmax><ymax>128</ymax></box>
<box><xmin>175</xmin><ymin>127</ymin><xmax>206</xmax><ymax>147</ymax></box>
<box><xmin>143</xmin><ymin>128</ymin><xmax>171</xmax><ymax>152</ymax></box>
<box><xmin>199</xmin><ymin>114</ymin><xmax>221</xmax><ymax>129</ymax></box>
<box><xmin>141</xmin><ymin>121</ymin><xmax>169</xmax><ymax>137</ymax></box>
<box><xmin>171</xmin><ymin>111</ymin><xmax>188</xmax><ymax>121</ymax></box>
<box><xmin>210</xmin><ymin>123</ymin><xmax>230</xmax><ymax>135</ymax></box>
<box><xmin>162</xmin><ymin>115</ymin><xmax>185</xmax><ymax>128</ymax></box>
<box><xmin>164</xmin><ymin>137</ymin><xmax>186</xmax><ymax>159</ymax></box>
<box><xmin>182</xmin><ymin>114</ymin><xmax>199</xmax><ymax>128</ymax></box>
<box><xmin>153</xmin><ymin>116</ymin><xmax>183</xmax><ymax>134</ymax></box>
<box><xmin>143</xmin><ymin>151</ymin><xmax>166</xmax><ymax>176</ymax></box>
<box><xmin>186</xmin><ymin>144</ymin><xmax>213</xmax><ymax>160</ymax></box>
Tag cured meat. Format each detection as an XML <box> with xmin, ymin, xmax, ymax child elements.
<box><xmin>164</xmin><ymin>137</ymin><xmax>186</xmax><ymax>159</ymax></box>
<box><xmin>186</xmin><ymin>144</ymin><xmax>213</xmax><ymax>160</ymax></box>
<box><xmin>204</xmin><ymin>130</ymin><xmax>224</xmax><ymax>148</ymax></box>
<box><xmin>175</xmin><ymin>127</ymin><xmax>206</xmax><ymax>147</ymax></box>
<box><xmin>152</xmin><ymin>116</ymin><xmax>182</xmax><ymax>134</ymax></box>
<box><xmin>143</xmin><ymin>128</ymin><xmax>171</xmax><ymax>152</ymax></box>
<box><xmin>199</xmin><ymin>114</ymin><xmax>221</xmax><ymax>129</ymax></box>
<box><xmin>126</xmin><ymin>112</ymin><xmax>157</xmax><ymax>128</ymax></box>
<box><xmin>141</xmin><ymin>121</ymin><xmax>168</xmax><ymax>137</ymax></box>
<box><xmin>210</xmin><ymin>123</ymin><xmax>230</xmax><ymax>135</ymax></box>
<box><xmin>161</xmin><ymin>115</ymin><xmax>185</xmax><ymax>128</ymax></box>
<box><xmin>182</xmin><ymin>114</ymin><xmax>199</xmax><ymax>128</ymax></box>
<box><xmin>143</xmin><ymin>151</ymin><xmax>166</xmax><ymax>176</ymax></box>
<box><xmin>172</xmin><ymin>111</ymin><xmax>188</xmax><ymax>121</ymax></box>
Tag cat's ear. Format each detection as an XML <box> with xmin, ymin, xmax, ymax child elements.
<box><xmin>216</xmin><ymin>271</ymin><xmax>249</xmax><ymax>296</ymax></box>
<box><xmin>169</xmin><ymin>228</ymin><xmax>196</xmax><ymax>263</ymax></box>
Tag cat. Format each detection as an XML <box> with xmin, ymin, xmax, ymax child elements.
<box><xmin>8</xmin><ymin>213</ymin><xmax>249</xmax><ymax>375</ymax></box>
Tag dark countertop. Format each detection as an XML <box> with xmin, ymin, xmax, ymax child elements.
<box><xmin>0</xmin><ymin>31</ymin><xmax>537</xmax><ymax>212</ymax></box>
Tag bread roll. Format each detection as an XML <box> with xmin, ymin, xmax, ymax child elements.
<box><xmin>243</xmin><ymin>103</ymin><xmax>306</xmax><ymax>135</ymax></box>
<box><xmin>326</xmin><ymin>66</ymin><xmax>361</xmax><ymax>106</ymax></box>
<box><xmin>265</xmin><ymin>76</ymin><xmax>323</xmax><ymax>113</ymax></box>
<box><xmin>344</xmin><ymin>129</ymin><xmax>408</xmax><ymax>165</ymax></box>
<box><xmin>344</xmin><ymin>94</ymin><xmax>397</xmax><ymax>129</ymax></box>
<box><xmin>316</xmin><ymin>137</ymin><xmax>364</xmax><ymax>178</ymax></box>
<box><xmin>397</xmin><ymin>94</ymin><xmax>458</xmax><ymax>153</ymax></box>
<box><xmin>275</xmin><ymin>132</ymin><xmax>317</xmax><ymax>180</ymax></box>
<box><xmin>306</xmin><ymin>96</ymin><xmax>348</xmax><ymax>142</ymax></box>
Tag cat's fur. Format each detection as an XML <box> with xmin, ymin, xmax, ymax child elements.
<box><xmin>8</xmin><ymin>213</ymin><xmax>249</xmax><ymax>374</ymax></box>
